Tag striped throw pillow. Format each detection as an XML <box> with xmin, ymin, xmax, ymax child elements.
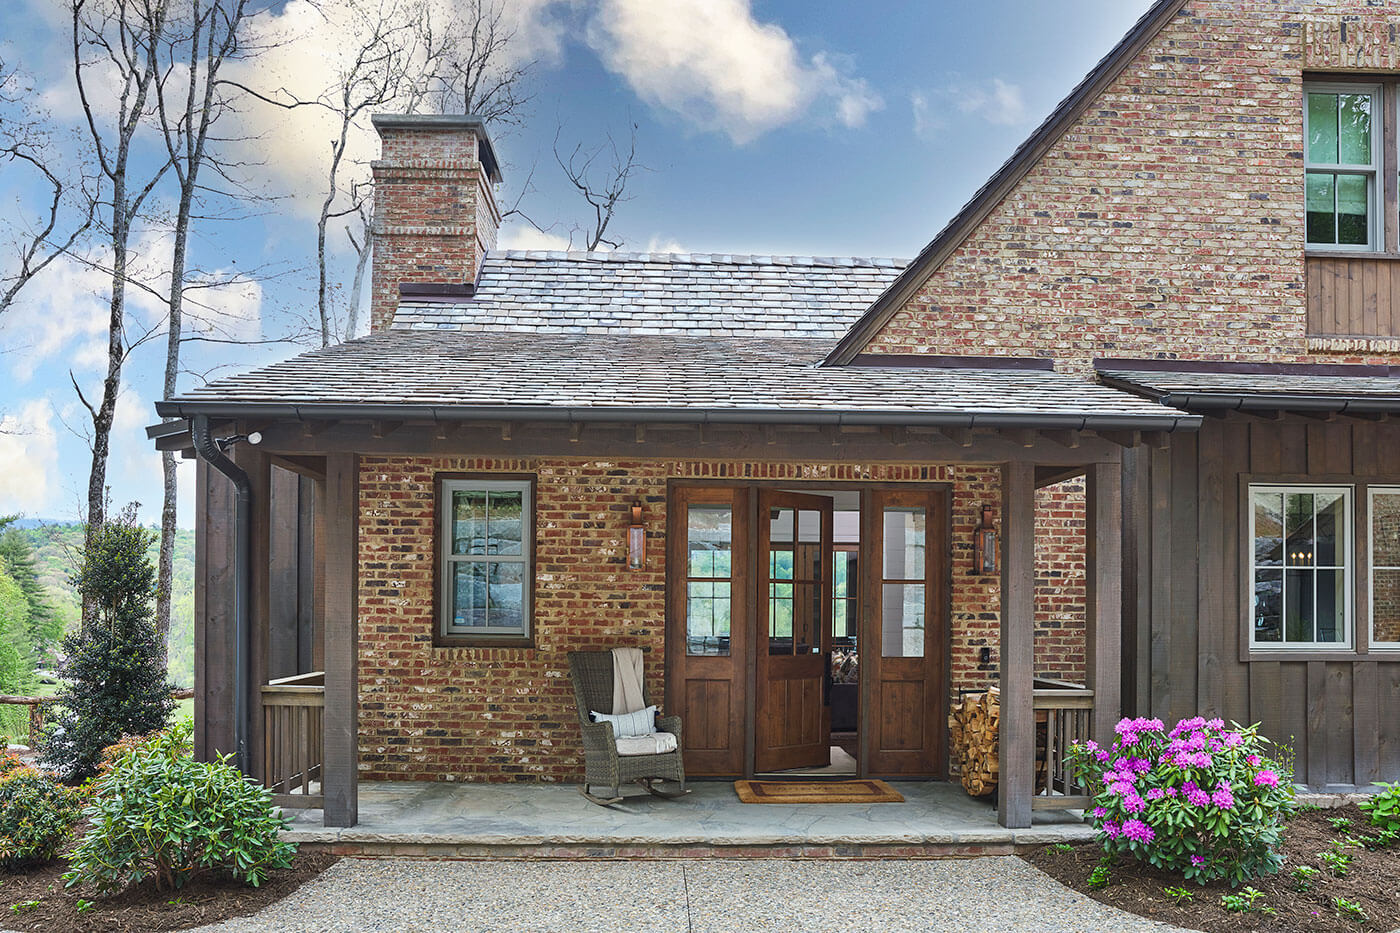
<box><xmin>589</xmin><ymin>705</ymin><xmax>657</xmax><ymax>738</ymax></box>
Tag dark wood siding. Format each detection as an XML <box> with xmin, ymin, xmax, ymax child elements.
<box><xmin>1306</xmin><ymin>255</ymin><xmax>1400</xmax><ymax>338</ymax></box>
<box><xmin>1127</xmin><ymin>414</ymin><xmax>1400</xmax><ymax>790</ymax></box>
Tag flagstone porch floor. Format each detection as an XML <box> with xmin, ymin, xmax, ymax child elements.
<box><xmin>283</xmin><ymin>780</ymin><xmax>1095</xmax><ymax>858</ymax></box>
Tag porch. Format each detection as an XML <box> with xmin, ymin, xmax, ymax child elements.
<box><xmin>279</xmin><ymin>779</ymin><xmax>1094</xmax><ymax>857</ymax></box>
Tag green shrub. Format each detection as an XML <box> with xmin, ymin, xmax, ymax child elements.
<box><xmin>1359</xmin><ymin>781</ymin><xmax>1400</xmax><ymax>834</ymax></box>
<box><xmin>0</xmin><ymin>765</ymin><xmax>83</xmax><ymax>868</ymax></box>
<box><xmin>1069</xmin><ymin>717</ymin><xmax>1296</xmax><ymax>886</ymax></box>
<box><xmin>65</xmin><ymin>722</ymin><xmax>296</xmax><ymax>894</ymax></box>
<box><xmin>40</xmin><ymin>508</ymin><xmax>174</xmax><ymax>781</ymax></box>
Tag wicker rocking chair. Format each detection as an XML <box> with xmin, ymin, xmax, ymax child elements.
<box><xmin>568</xmin><ymin>650</ymin><xmax>688</xmax><ymax>806</ymax></box>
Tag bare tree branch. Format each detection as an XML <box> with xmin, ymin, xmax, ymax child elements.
<box><xmin>554</xmin><ymin>122</ymin><xmax>645</xmax><ymax>251</ymax></box>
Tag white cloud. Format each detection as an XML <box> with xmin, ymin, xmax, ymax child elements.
<box><xmin>584</xmin><ymin>0</ymin><xmax>882</xmax><ymax>144</ymax></box>
<box><xmin>914</xmin><ymin>78</ymin><xmax>1029</xmax><ymax>138</ymax></box>
<box><xmin>0</xmin><ymin>398</ymin><xmax>61</xmax><ymax>517</ymax></box>
<box><xmin>643</xmin><ymin>235</ymin><xmax>686</xmax><ymax>254</ymax></box>
<box><xmin>497</xmin><ymin>224</ymin><xmax>576</xmax><ymax>251</ymax></box>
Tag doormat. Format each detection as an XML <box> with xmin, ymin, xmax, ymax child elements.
<box><xmin>734</xmin><ymin>779</ymin><xmax>904</xmax><ymax>804</ymax></box>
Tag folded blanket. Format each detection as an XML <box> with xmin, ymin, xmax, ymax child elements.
<box><xmin>611</xmin><ymin>646</ymin><xmax>646</xmax><ymax>714</ymax></box>
<box><xmin>615</xmin><ymin>731</ymin><xmax>678</xmax><ymax>757</ymax></box>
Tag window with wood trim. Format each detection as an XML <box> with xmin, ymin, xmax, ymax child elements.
<box><xmin>685</xmin><ymin>503</ymin><xmax>733</xmax><ymax>656</ymax></box>
<box><xmin>1305</xmin><ymin>84</ymin><xmax>1381</xmax><ymax>250</ymax></box>
<box><xmin>1249</xmin><ymin>485</ymin><xmax>1352</xmax><ymax>649</ymax></box>
<box><xmin>1368</xmin><ymin>487</ymin><xmax>1400</xmax><ymax>648</ymax></box>
<box><xmin>438</xmin><ymin>476</ymin><xmax>533</xmax><ymax>644</ymax></box>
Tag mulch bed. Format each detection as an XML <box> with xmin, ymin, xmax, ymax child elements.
<box><xmin>1026</xmin><ymin>805</ymin><xmax>1400</xmax><ymax>932</ymax></box>
<box><xmin>0</xmin><ymin>848</ymin><xmax>337</xmax><ymax>932</ymax></box>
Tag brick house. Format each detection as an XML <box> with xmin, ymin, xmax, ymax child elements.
<box><xmin>152</xmin><ymin>0</ymin><xmax>1400</xmax><ymax>830</ymax></box>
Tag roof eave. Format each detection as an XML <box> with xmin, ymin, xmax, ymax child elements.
<box><xmin>821</xmin><ymin>0</ymin><xmax>1189</xmax><ymax>367</ymax></box>
<box><xmin>153</xmin><ymin>399</ymin><xmax>1200</xmax><ymax>432</ymax></box>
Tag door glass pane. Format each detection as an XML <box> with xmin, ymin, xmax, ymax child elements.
<box><xmin>792</xmin><ymin>582</ymin><xmax>819</xmax><ymax>655</ymax></box>
<box><xmin>769</xmin><ymin>507</ymin><xmax>794</xmax><ymax>544</ymax></box>
<box><xmin>488</xmin><ymin>562</ymin><xmax>524</xmax><ymax>631</ymax></box>
<box><xmin>833</xmin><ymin>551</ymin><xmax>857</xmax><ymax>641</ymax></box>
<box><xmin>1338</xmin><ymin>92</ymin><xmax>1372</xmax><ymax>164</ymax></box>
<box><xmin>882</xmin><ymin>507</ymin><xmax>926</xmax><ymax>579</ymax></box>
<box><xmin>1337</xmin><ymin>174</ymin><xmax>1369</xmax><ymax>245</ymax></box>
<box><xmin>1373</xmin><ymin>568</ymin><xmax>1400</xmax><ymax>644</ymax></box>
<box><xmin>1308</xmin><ymin>92</ymin><xmax>1339</xmax><ymax>163</ymax></box>
<box><xmin>1315</xmin><ymin>569</ymin><xmax>1344</xmax><ymax>643</ymax></box>
<box><xmin>451</xmin><ymin>562</ymin><xmax>488</xmax><ymax>627</ymax></box>
<box><xmin>769</xmin><ymin>582</ymin><xmax>794</xmax><ymax>654</ymax></box>
<box><xmin>1314</xmin><ymin>491</ymin><xmax>1344</xmax><ymax>565</ymax></box>
<box><xmin>770</xmin><ymin>549</ymin><xmax>794</xmax><ymax>580</ymax></box>
<box><xmin>1373</xmin><ymin>494</ymin><xmax>1400</xmax><ymax>567</ymax></box>
<box><xmin>1306</xmin><ymin>172</ymin><xmax>1336</xmax><ymax>244</ymax></box>
<box><xmin>1254</xmin><ymin>491</ymin><xmax>1284</xmax><ymax>566</ymax></box>
<box><xmin>797</xmin><ymin>509</ymin><xmax>821</xmax><ymax>544</ymax></box>
<box><xmin>687</xmin><ymin>580</ymin><xmax>731</xmax><ymax>656</ymax></box>
<box><xmin>687</xmin><ymin>506</ymin><xmax>732</xmax><ymax>577</ymax></box>
<box><xmin>881</xmin><ymin>582</ymin><xmax>925</xmax><ymax>657</ymax></box>
<box><xmin>452</xmin><ymin>490</ymin><xmax>488</xmax><ymax>555</ymax></box>
<box><xmin>1254</xmin><ymin>568</ymin><xmax>1282</xmax><ymax>642</ymax></box>
<box><xmin>1286</xmin><ymin>493</ymin><xmax>1315</xmax><ymax>566</ymax></box>
<box><xmin>1285</xmin><ymin>569</ymin><xmax>1315</xmax><ymax>642</ymax></box>
<box><xmin>489</xmin><ymin>490</ymin><xmax>523</xmax><ymax>555</ymax></box>
<box><xmin>793</xmin><ymin>542</ymin><xmax>821</xmax><ymax>581</ymax></box>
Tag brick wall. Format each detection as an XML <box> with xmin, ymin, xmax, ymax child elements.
<box><xmin>862</xmin><ymin>0</ymin><xmax>1400</xmax><ymax>371</ymax></box>
<box><xmin>356</xmin><ymin>455</ymin><xmax>1084</xmax><ymax>782</ymax></box>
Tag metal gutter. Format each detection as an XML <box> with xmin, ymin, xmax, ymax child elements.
<box><xmin>1163</xmin><ymin>393</ymin><xmax>1400</xmax><ymax>414</ymax></box>
<box><xmin>154</xmin><ymin>400</ymin><xmax>1200</xmax><ymax>433</ymax></box>
<box><xmin>189</xmin><ymin>416</ymin><xmax>251</xmax><ymax>776</ymax></box>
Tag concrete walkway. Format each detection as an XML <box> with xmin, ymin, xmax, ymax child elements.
<box><xmin>284</xmin><ymin>780</ymin><xmax>1095</xmax><ymax>854</ymax></box>
<box><xmin>194</xmin><ymin>857</ymin><xmax>1193</xmax><ymax>933</ymax></box>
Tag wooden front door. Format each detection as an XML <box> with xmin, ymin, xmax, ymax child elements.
<box><xmin>863</xmin><ymin>488</ymin><xmax>948</xmax><ymax>776</ymax></box>
<box><xmin>755</xmin><ymin>490</ymin><xmax>833</xmax><ymax>772</ymax></box>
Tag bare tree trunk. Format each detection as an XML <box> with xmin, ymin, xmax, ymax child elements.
<box><xmin>345</xmin><ymin>200</ymin><xmax>373</xmax><ymax>338</ymax></box>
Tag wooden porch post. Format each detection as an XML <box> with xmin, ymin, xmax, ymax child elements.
<box><xmin>193</xmin><ymin>460</ymin><xmax>236</xmax><ymax>762</ymax></box>
<box><xmin>322</xmin><ymin>453</ymin><xmax>359</xmax><ymax>827</ymax></box>
<box><xmin>999</xmin><ymin>461</ymin><xmax>1035</xmax><ymax>829</ymax></box>
<box><xmin>1086</xmin><ymin>459</ymin><xmax>1124</xmax><ymax>748</ymax></box>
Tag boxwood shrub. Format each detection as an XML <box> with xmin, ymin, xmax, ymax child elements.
<box><xmin>65</xmin><ymin>722</ymin><xmax>296</xmax><ymax>894</ymax></box>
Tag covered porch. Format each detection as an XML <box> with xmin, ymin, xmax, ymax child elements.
<box><xmin>278</xmin><ymin>779</ymin><xmax>1094</xmax><ymax>857</ymax></box>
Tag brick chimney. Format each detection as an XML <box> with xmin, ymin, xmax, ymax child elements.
<box><xmin>369</xmin><ymin>114</ymin><xmax>502</xmax><ymax>333</ymax></box>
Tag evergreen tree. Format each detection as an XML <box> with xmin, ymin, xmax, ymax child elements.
<box><xmin>40</xmin><ymin>506</ymin><xmax>174</xmax><ymax>780</ymax></box>
<box><xmin>0</xmin><ymin>519</ymin><xmax>64</xmax><ymax>663</ymax></box>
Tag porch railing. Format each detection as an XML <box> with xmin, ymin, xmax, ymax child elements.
<box><xmin>1032</xmin><ymin>677</ymin><xmax>1095</xmax><ymax>811</ymax></box>
<box><xmin>260</xmin><ymin>671</ymin><xmax>325</xmax><ymax>809</ymax></box>
<box><xmin>0</xmin><ymin>688</ymin><xmax>194</xmax><ymax>748</ymax></box>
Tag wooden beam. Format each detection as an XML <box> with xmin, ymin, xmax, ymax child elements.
<box><xmin>999</xmin><ymin>460</ymin><xmax>1035</xmax><ymax>830</ymax></box>
<box><xmin>569</xmin><ymin>422</ymin><xmax>584</xmax><ymax>443</ymax></box>
<box><xmin>1346</xmin><ymin>411</ymin><xmax>1390</xmax><ymax>423</ymax></box>
<box><xmin>763</xmin><ymin>424</ymin><xmax>777</xmax><ymax>445</ymax></box>
<box><xmin>1096</xmin><ymin>430</ymin><xmax>1141</xmax><ymax>448</ymax></box>
<box><xmin>321</xmin><ymin>453</ymin><xmax>359</xmax><ymax>827</ymax></box>
<box><xmin>881</xmin><ymin>425</ymin><xmax>908</xmax><ymax>447</ymax></box>
<box><xmin>1245</xmin><ymin>409</ymin><xmax>1286</xmax><ymax>423</ymax></box>
<box><xmin>1297</xmin><ymin>409</ymin><xmax>1340</xmax><ymax>422</ymax></box>
<box><xmin>1140</xmin><ymin>431</ymin><xmax>1170</xmax><ymax>451</ymax></box>
<box><xmin>939</xmin><ymin>426</ymin><xmax>974</xmax><ymax>448</ymax></box>
<box><xmin>1006</xmin><ymin>428</ymin><xmax>1037</xmax><ymax>449</ymax></box>
<box><xmin>302</xmin><ymin>420</ymin><xmax>336</xmax><ymax>437</ymax></box>
<box><xmin>634</xmin><ymin>422</ymin><xmax>646</xmax><ymax>443</ymax></box>
<box><xmin>1035</xmin><ymin>465</ymin><xmax>1087</xmax><ymax>489</ymax></box>
<box><xmin>371</xmin><ymin>420</ymin><xmax>403</xmax><ymax>439</ymax></box>
<box><xmin>500</xmin><ymin>421</ymin><xmax>514</xmax><ymax>441</ymax></box>
<box><xmin>1041</xmin><ymin>430</ymin><xmax>1081</xmax><ymax>449</ymax></box>
<box><xmin>268</xmin><ymin>454</ymin><xmax>326</xmax><ymax>482</ymax></box>
<box><xmin>1086</xmin><ymin>460</ymin><xmax>1123</xmax><ymax>749</ymax></box>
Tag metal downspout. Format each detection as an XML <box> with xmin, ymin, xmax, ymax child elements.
<box><xmin>189</xmin><ymin>415</ymin><xmax>250</xmax><ymax>776</ymax></box>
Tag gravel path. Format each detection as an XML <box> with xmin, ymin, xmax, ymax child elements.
<box><xmin>193</xmin><ymin>856</ymin><xmax>1195</xmax><ymax>933</ymax></box>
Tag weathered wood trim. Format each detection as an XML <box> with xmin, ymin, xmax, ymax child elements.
<box><xmin>193</xmin><ymin>460</ymin><xmax>237</xmax><ymax>762</ymax></box>
<box><xmin>1086</xmin><ymin>460</ymin><xmax>1123</xmax><ymax>748</ymax></box>
<box><xmin>998</xmin><ymin>461</ymin><xmax>1036</xmax><ymax>829</ymax></box>
<box><xmin>321</xmin><ymin>453</ymin><xmax>359</xmax><ymax>827</ymax></box>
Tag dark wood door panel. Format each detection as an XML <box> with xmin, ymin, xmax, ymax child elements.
<box><xmin>877</xmin><ymin>680</ymin><xmax>926</xmax><ymax>753</ymax></box>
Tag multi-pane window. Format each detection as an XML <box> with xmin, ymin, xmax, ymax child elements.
<box><xmin>767</xmin><ymin>507</ymin><xmax>822</xmax><ymax>656</ymax></box>
<box><xmin>1305</xmin><ymin>85</ymin><xmax>1379</xmax><ymax>250</ymax></box>
<box><xmin>439</xmin><ymin>478</ymin><xmax>531</xmax><ymax>641</ymax></box>
<box><xmin>685</xmin><ymin>505</ymin><xmax>733</xmax><ymax>656</ymax></box>
<box><xmin>880</xmin><ymin>505</ymin><xmax>927</xmax><ymax>658</ymax></box>
<box><xmin>1369</xmin><ymin>488</ymin><xmax>1400</xmax><ymax>648</ymax></box>
<box><xmin>832</xmin><ymin>547</ymin><xmax>858</xmax><ymax>645</ymax></box>
<box><xmin>1249</xmin><ymin>486</ymin><xmax>1351</xmax><ymax>648</ymax></box>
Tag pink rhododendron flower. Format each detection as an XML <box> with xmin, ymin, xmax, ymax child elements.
<box><xmin>1246</xmin><ymin>754</ymin><xmax>1261</xmax><ymax>767</ymax></box>
<box><xmin>1186</xmin><ymin>786</ymin><xmax>1211</xmax><ymax>807</ymax></box>
<box><xmin>1122</xmin><ymin>793</ymin><xmax>1147</xmax><ymax>814</ymax></box>
<box><xmin>1095</xmin><ymin>750</ymin><xmax>1110</xmax><ymax>762</ymax></box>
<box><xmin>1121</xmin><ymin>819</ymin><xmax>1155</xmax><ymax>843</ymax></box>
<box><xmin>1147</xmin><ymin>787</ymin><xmax>1166</xmax><ymax>800</ymax></box>
<box><xmin>1092</xmin><ymin>807</ymin><xmax>1107</xmax><ymax>819</ymax></box>
<box><xmin>1102</xmin><ymin>821</ymin><xmax>1121</xmax><ymax>839</ymax></box>
<box><xmin>1211</xmin><ymin>783</ymin><xmax>1235</xmax><ymax>810</ymax></box>
<box><xmin>1253</xmin><ymin>769</ymin><xmax>1280</xmax><ymax>788</ymax></box>
<box><xmin>1190</xmin><ymin>855</ymin><xmax>1206</xmax><ymax>867</ymax></box>
<box><xmin>1108</xmin><ymin>780</ymin><xmax>1136</xmax><ymax>797</ymax></box>
<box><xmin>1223</xmin><ymin>732</ymin><xmax>1243</xmax><ymax>748</ymax></box>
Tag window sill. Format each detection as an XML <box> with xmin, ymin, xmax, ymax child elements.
<box><xmin>1245</xmin><ymin>648</ymin><xmax>1400</xmax><ymax>662</ymax></box>
<box><xmin>1305</xmin><ymin>248</ymin><xmax>1400</xmax><ymax>260</ymax></box>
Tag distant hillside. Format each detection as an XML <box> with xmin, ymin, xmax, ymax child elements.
<box><xmin>15</xmin><ymin>523</ymin><xmax>194</xmax><ymax>688</ymax></box>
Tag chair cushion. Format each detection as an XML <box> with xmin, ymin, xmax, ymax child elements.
<box><xmin>589</xmin><ymin>705</ymin><xmax>656</xmax><ymax>738</ymax></box>
<box><xmin>615</xmin><ymin>732</ymin><xmax>678</xmax><ymax>756</ymax></box>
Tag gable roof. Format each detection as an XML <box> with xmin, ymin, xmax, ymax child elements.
<box><xmin>393</xmin><ymin>250</ymin><xmax>908</xmax><ymax>342</ymax></box>
<box><xmin>821</xmin><ymin>0</ymin><xmax>1190</xmax><ymax>366</ymax></box>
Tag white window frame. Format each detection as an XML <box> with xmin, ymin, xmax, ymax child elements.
<box><xmin>1247</xmin><ymin>484</ymin><xmax>1354</xmax><ymax>651</ymax></box>
<box><xmin>439</xmin><ymin>477</ymin><xmax>532</xmax><ymax>640</ymax></box>
<box><xmin>1368</xmin><ymin>486</ymin><xmax>1400</xmax><ymax>650</ymax></box>
<box><xmin>1303</xmin><ymin>82</ymin><xmax>1382</xmax><ymax>252</ymax></box>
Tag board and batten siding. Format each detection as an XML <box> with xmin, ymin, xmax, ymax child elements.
<box><xmin>1125</xmin><ymin>414</ymin><xmax>1400</xmax><ymax>791</ymax></box>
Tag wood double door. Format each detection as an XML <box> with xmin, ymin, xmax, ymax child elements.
<box><xmin>667</xmin><ymin>484</ymin><xmax>948</xmax><ymax>779</ymax></box>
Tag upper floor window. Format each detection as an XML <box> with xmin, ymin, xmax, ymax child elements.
<box><xmin>1305</xmin><ymin>84</ymin><xmax>1380</xmax><ymax>250</ymax></box>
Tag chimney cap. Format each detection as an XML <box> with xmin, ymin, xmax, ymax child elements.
<box><xmin>370</xmin><ymin>113</ymin><xmax>502</xmax><ymax>184</ymax></box>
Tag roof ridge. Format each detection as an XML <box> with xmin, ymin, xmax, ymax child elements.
<box><xmin>489</xmin><ymin>250</ymin><xmax>910</xmax><ymax>268</ymax></box>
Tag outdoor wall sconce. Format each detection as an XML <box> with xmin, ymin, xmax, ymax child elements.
<box><xmin>628</xmin><ymin>501</ymin><xmax>645</xmax><ymax>569</ymax></box>
<box><xmin>972</xmin><ymin>504</ymin><xmax>998</xmax><ymax>575</ymax></box>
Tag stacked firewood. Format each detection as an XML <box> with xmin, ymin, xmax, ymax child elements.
<box><xmin>948</xmin><ymin>688</ymin><xmax>1000</xmax><ymax>797</ymax></box>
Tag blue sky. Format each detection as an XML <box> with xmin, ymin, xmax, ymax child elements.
<box><xmin>0</xmin><ymin>0</ymin><xmax>1155</xmax><ymax>526</ymax></box>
